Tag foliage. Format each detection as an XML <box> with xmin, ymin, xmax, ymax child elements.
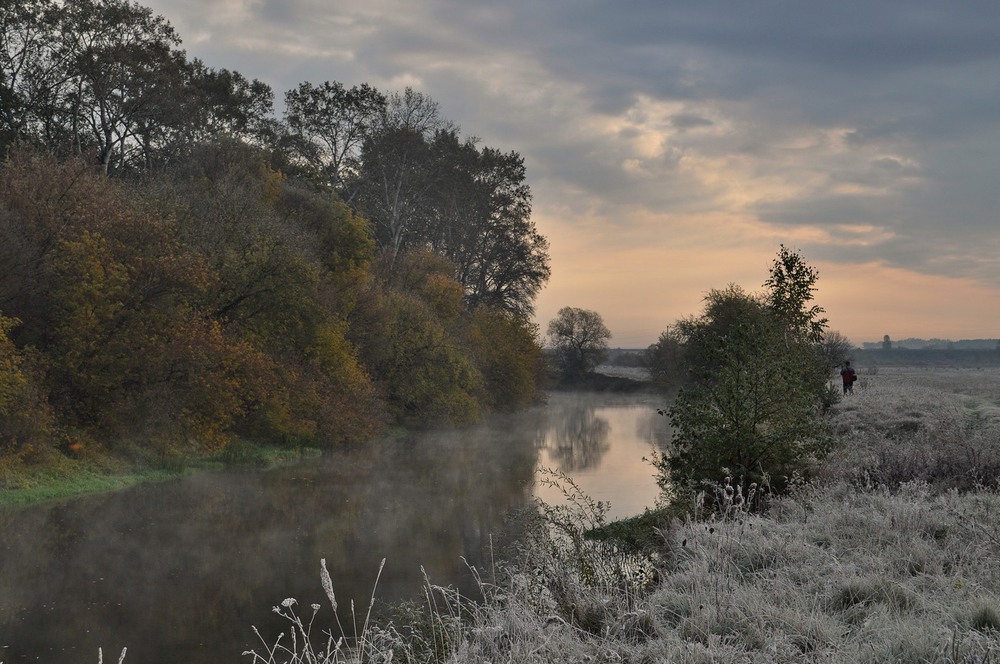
<box><xmin>347</xmin><ymin>100</ymin><xmax>550</xmax><ymax>317</ymax></box>
<box><xmin>0</xmin><ymin>4</ymin><xmax>551</xmax><ymax>469</ymax></box>
<box><xmin>0</xmin><ymin>314</ymin><xmax>51</xmax><ymax>458</ymax></box>
<box><xmin>0</xmin><ymin>0</ymin><xmax>273</xmax><ymax>170</ymax></box>
<box><xmin>148</xmin><ymin>139</ymin><xmax>384</xmax><ymax>448</ymax></box>
<box><xmin>646</xmin><ymin>327</ymin><xmax>685</xmax><ymax>392</ymax></box>
<box><xmin>661</xmin><ymin>286</ymin><xmax>832</xmax><ymax>495</ymax></box>
<box><xmin>353</xmin><ymin>253</ymin><xmax>484</xmax><ymax>427</ymax></box>
<box><xmin>469</xmin><ymin>306</ymin><xmax>544</xmax><ymax>411</ymax></box>
<box><xmin>546</xmin><ymin>306</ymin><xmax>612</xmax><ymax>382</ymax></box>
<box><xmin>425</xmin><ymin>133</ymin><xmax>550</xmax><ymax>318</ymax></box>
<box><xmin>658</xmin><ymin>247</ymin><xmax>836</xmax><ymax>497</ymax></box>
<box><xmin>763</xmin><ymin>243</ymin><xmax>829</xmax><ymax>344</ymax></box>
<box><xmin>282</xmin><ymin>80</ymin><xmax>387</xmax><ymax>195</ymax></box>
<box><xmin>0</xmin><ymin>148</ymin><xmax>251</xmax><ymax>449</ymax></box>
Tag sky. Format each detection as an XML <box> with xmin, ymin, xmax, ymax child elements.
<box><xmin>142</xmin><ymin>0</ymin><xmax>1000</xmax><ymax>348</ymax></box>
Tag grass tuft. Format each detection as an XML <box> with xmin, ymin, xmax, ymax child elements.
<box><xmin>970</xmin><ymin>602</ymin><xmax>1000</xmax><ymax>632</ymax></box>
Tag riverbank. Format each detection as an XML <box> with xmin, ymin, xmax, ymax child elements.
<box><xmin>0</xmin><ymin>441</ymin><xmax>321</xmax><ymax>507</ymax></box>
<box><xmin>250</xmin><ymin>366</ymin><xmax>1000</xmax><ymax>662</ymax></box>
<box><xmin>0</xmin><ymin>367</ymin><xmax>645</xmax><ymax>509</ymax></box>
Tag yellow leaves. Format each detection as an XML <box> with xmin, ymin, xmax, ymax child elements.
<box><xmin>0</xmin><ymin>313</ymin><xmax>51</xmax><ymax>454</ymax></box>
<box><xmin>0</xmin><ymin>315</ymin><xmax>28</xmax><ymax>416</ymax></box>
<box><xmin>471</xmin><ymin>306</ymin><xmax>544</xmax><ymax>411</ymax></box>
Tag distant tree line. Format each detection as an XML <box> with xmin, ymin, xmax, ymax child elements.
<box><xmin>0</xmin><ymin>0</ymin><xmax>549</xmax><ymax>466</ymax></box>
<box><xmin>861</xmin><ymin>337</ymin><xmax>999</xmax><ymax>351</ymax></box>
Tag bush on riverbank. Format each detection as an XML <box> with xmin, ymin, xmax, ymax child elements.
<box><xmin>249</xmin><ymin>368</ymin><xmax>1000</xmax><ymax>663</ymax></box>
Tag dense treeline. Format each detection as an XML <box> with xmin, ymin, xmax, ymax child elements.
<box><xmin>0</xmin><ymin>0</ymin><xmax>548</xmax><ymax>468</ymax></box>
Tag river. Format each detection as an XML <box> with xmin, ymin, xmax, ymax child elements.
<box><xmin>0</xmin><ymin>391</ymin><xmax>670</xmax><ymax>663</ymax></box>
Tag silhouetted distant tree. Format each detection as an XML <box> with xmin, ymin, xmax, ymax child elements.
<box><xmin>546</xmin><ymin>307</ymin><xmax>611</xmax><ymax>381</ymax></box>
<box><xmin>822</xmin><ymin>330</ymin><xmax>854</xmax><ymax>369</ymax></box>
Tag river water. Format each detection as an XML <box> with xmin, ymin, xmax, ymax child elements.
<box><xmin>0</xmin><ymin>391</ymin><xmax>670</xmax><ymax>663</ymax></box>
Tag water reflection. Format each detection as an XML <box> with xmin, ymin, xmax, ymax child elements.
<box><xmin>534</xmin><ymin>392</ymin><xmax>672</xmax><ymax>519</ymax></box>
<box><xmin>0</xmin><ymin>392</ymin><xmax>669</xmax><ymax>664</ymax></box>
<box><xmin>545</xmin><ymin>400</ymin><xmax>611</xmax><ymax>472</ymax></box>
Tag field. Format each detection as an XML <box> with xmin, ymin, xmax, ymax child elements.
<box><xmin>253</xmin><ymin>367</ymin><xmax>1000</xmax><ymax>663</ymax></box>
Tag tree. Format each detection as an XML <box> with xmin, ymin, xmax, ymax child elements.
<box><xmin>352</xmin><ymin>124</ymin><xmax>439</xmax><ymax>258</ymax></box>
<box><xmin>439</xmin><ymin>139</ymin><xmax>549</xmax><ymax>317</ymax></box>
<box><xmin>54</xmin><ymin>0</ymin><xmax>189</xmax><ymax>173</ymax></box>
<box><xmin>470</xmin><ymin>306</ymin><xmax>544</xmax><ymax>411</ymax></box>
<box><xmin>659</xmin><ymin>286</ymin><xmax>832</xmax><ymax>498</ymax></box>
<box><xmin>647</xmin><ymin>327</ymin><xmax>685</xmax><ymax>392</ymax></box>
<box><xmin>0</xmin><ymin>0</ymin><xmax>274</xmax><ymax>172</ymax></box>
<box><xmin>352</xmin><ymin>250</ymin><xmax>483</xmax><ymax>427</ymax></box>
<box><xmin>821</xmin><ymin>330</ymin><xmax>854</xmax><ymax>369</ymax></box>
<box><xmin>282</xmin><ymin>80</ymin><xmax>386</xmax><ymax>198</ymax></box>
<box><xmin>658</xmin><ymin>247</ymin><xmax>836</xmax><ymax>499</ymax></box>
<box><xmin>148</xmin><ymin>139</ymin><xmax>384</xmax><ymax>446</ymax></box>
<box><xmin>546</xmin><ymin>307</ymin><xmax>611</xmax><ymax>381</ymax></box>
<box><xmin>0</xmin><ymin>313</ymin><xmax>51</xmax><ymax>455</ymax></box>
<box><xmin>0</xmin><ymin>147</ymin><xmax>265</xmax><ymax>447</ymax></box>
<box><xmin>763</xmin><ymin>243</ymin><xmax>828</xmax><ymax>344</ymax></box>
<box><xmin>0</xmin><ymin>0</ymin><xmax>59</xmax><ymax>151</ymax></box>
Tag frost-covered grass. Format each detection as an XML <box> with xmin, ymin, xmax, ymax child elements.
<box><xmin>253</xmin><ymin>480</ymin><xmax>1000</xmax><ymax>662</ymax></box>
<box><xmin>821</xmin><ymin>367</ymin><xmax>1000</xmax><ymax>491</ymax></box>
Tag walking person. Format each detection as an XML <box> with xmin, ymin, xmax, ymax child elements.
<box><xmin>840</xmin><ymin>361</ymin><xmax>857</xmax><ymax>394</ymax></box>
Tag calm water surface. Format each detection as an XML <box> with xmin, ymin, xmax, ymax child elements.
<box><xmin>0</xmin><ymin>391</ymin><xmax>670</xmax><ymax>663</ymax></box>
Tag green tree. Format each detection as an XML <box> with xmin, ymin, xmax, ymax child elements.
<box><xmin>353</xmin><ymin>123</ymin><xmax>438</xmax><ymax>258</ymax></box>
<box><xmin>0</xmin><ymin>147</ymin><xmax>264</xmax><ymax>449</ymax></box>
<box><xmin>435</xmin><ymin>137</ymin><xmax>550</xmax><ymax>317</ymax></box>
<box><xmin>0</xmin><ymin>0</ymin><xmax>273</xmax><ymax>172</ymax></box>
<box><xmin>54</xmin><ymin>0</ymin><xmax>188</xmax><ymax>173</ymax></box>
<box><xmin>546</xmin><ymin>307</ymin><xmax>611</xmax><ymax>381</ymax></box>
<box><xmin>0</xmin><ymin>0</ymin><xmax>58</xmax><ymax>151</ymax></box>
<box><xmin>184</xmin><ymin>60</ymin><xmax>274</xmax><ymax>146</ymax></box>
<box><xmin>660</xmin><ymin>286</ymin><xmax>831</xmax><ymax>497</ymax></box>
<box><xmin>646</xmin><ymin>327</ymin><xmax>685</xmax><ymax>392</ymax></box>
<box><xmin>763</xmin><ymin>243</ymin><xmax>828</xmax><ymax>344</ymax></box>
<box><xmin>658</xmin><ymin>247</ymin><xmax>835</xmax><ymax>499</ymax></box>
<box><xmin>149</xmin><ymin>139</ymin><xmax>383</xmax><ymax>447</ymax></box>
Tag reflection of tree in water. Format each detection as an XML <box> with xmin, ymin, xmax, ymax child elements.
<box><xmin>546</xmin><ymin>402</ymin><xmax>611</xmax><ymax>472</ymax></box>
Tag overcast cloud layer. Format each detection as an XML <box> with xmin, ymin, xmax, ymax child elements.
<box><xmin>143</xmin><ymin>0</ymin><xmax>1000</xmax><ymax>346</ymax></box>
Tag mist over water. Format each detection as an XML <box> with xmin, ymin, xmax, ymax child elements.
<box><xmin>0</xmin><ymin>392</ymin><xmax>669</xmax><ymax>663</ymax></box>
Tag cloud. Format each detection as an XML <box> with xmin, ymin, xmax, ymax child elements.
<box><xmin>142</xmin><ymin>0</ymin><xmax>1000</xmax><ymax>343</ymax></box>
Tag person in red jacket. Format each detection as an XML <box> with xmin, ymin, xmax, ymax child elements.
<box><xmin>840</xmin><ymin>361</ymin><xmax>857</xmax><ymax>394</ymax></box>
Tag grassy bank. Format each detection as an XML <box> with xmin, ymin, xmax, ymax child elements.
<box><xmin>0</xmin><ymin>441</ymin><xmax>320</xmax><ymax>507</ymax></box>
<box><xmin>0</xmin><ymin>463</ymin><xmax>182</xmax><ymax>507</ymax></box>
<box><xmin>249</xmin><ymin>367</ymin><xmax>1000</xmax><ymax>663</ymax></box>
